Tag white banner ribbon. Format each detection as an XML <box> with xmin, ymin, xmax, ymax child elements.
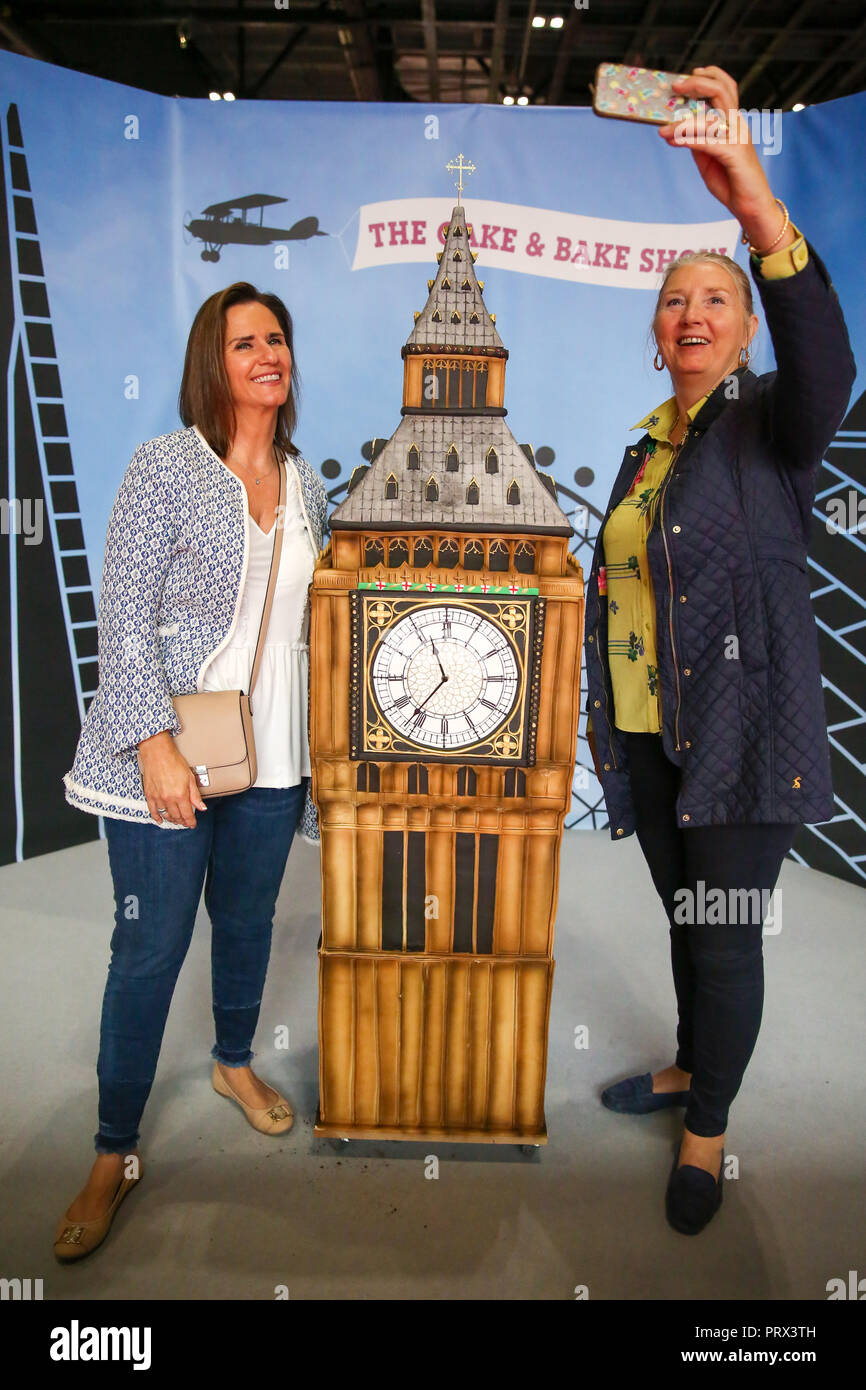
<box><xmin>351</xmin><ymin>197</ymin><xmax>739</xmax><ymax>289</ymax></box>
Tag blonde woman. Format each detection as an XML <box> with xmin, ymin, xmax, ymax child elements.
<box><xmin>586</xmin><ymin>68</ymin><xmax>855</xmax><ymax>1233</ymax></box>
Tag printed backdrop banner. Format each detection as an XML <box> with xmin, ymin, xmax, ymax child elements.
<box><xmin>351</xmin><ymin>197</ymin><xmax>739</xmax><ymax>286</ymax></box>
<box><xmin>0</xmin><ymin>49</ymin><xmax>864</xmax><ymax>886</ymax></box>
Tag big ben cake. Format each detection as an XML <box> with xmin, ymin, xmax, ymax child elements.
<box><xmin>309</xmin><ymin>164</ymin><xmax>584</xmax><ymax>1144</ymax></box>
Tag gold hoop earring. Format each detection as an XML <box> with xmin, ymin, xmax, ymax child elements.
<box><xmin>739</xmin><ymin>346</ymin><xmax>751</xmax><ymax>367</ymax></box>
<box><xmin>653</xmin><ymin>350</ymin><xmax>665</xmax><ymax>372</ymax></box>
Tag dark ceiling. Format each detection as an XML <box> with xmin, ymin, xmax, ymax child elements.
<box><xmin>2</xmin><ymin>0</ymin><xmax>865</xmax><ymax>109</ymax></box>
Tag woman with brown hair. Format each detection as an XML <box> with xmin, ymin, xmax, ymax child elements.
<box><xmin>586</xmin><ymin>67</ymin><xmax>855</xmax><ymax>1233</ymax></box>
<box><xmin>56</xmin><ymin>283</ymin><xmax>327</xmax><ymax>1260</ymax></box>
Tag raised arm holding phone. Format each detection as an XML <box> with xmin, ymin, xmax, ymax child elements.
<box><xmin>586</xmin><ymin>66</ymin><xmax>855</xmax><ymax>1234</ymax></box>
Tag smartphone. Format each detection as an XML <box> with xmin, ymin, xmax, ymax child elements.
<box><xmin>591</xmin><ymin>63</ymin><xmax>708</xmax><ymax>126</ymax></box>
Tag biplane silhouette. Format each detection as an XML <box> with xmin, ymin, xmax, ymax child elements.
<box><xmin>183</xmin><ymin>194</ymin><xmax>327</xmax><ymax>261</ymax></box>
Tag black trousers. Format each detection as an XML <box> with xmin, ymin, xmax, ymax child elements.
<box><xmin>623</xmin><ymin>732</ymin><xmax>797</xmax><ymax>1136</ymax></box>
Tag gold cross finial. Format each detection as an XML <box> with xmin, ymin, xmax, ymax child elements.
<box><xmin>446</xmin><ymin>153</ymin><xmax>476</xmax><ymax>205</ymax></box>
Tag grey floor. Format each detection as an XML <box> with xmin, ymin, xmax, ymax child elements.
<box><xmin>1</xmin><ymin>828</ymin><xmax>864</xmax><ymax>1301</ymax></box>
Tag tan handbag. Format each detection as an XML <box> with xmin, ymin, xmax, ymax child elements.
<box><xmin>158</xmin><ymin>456</ymin><xmax>287</xmax><ymax>799</ymax></box>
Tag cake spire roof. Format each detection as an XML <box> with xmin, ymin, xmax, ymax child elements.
<box><xmin>405</xmin><ymin>201</ymin><xmax>504</xmax><ymax>354</ymax></box>
<box><xmin>328</xmin><ymin>157</ymin><xmax>572</xmax><ymax>536</ymax></box>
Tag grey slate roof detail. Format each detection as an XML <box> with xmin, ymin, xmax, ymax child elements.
<box><xmin>330</xmin><ymin>202</ymin><xmax>572</xmax><ymax>535</ymax></box>
<box><xmin>330</xmin><ymin>414</ymin><xmax>570</xmax><ymax>532</ymax></box>
<box><xmin>406</xmin><ymin>204</ymin><xmax>504</xmax><ymax>353</ymax></box>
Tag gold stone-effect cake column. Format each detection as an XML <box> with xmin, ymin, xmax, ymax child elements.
<box><xmin>351</xmin><ymin>958</ymin><xmax>380</xmax><ymax>1126</ymax></box>
<box><xmin>467</xmin><ymin>962</ymin><xmax>494</xmax><ymax>1129</ymax></box>
<box><xmin>320</xmin><ymin>807</ymin><xmax>357</xmax><ymax>950</ymax></box>
<box><xmin>419</xmin><ymin>961</ymin><xmax>447</xmax><ymax>1128</ymax></box>
<box><xmin>398</xmin><ymin>961</ymin><xmax>424</xmax><ymax>1126</ymax></box>
<box><xmin>318</xmin><ymin>954</ymin><xmax>354</xmax><ymax>1124</ymax></box>
<box><xmin>522</xmin><ymin>822</ymin><xmax>558</xmax><ymax>955</ymax></box>
<box><xmin>376</xmin><ymin>959</ymin><xmax>401</xmax><ymax>1126</ymax></box>
<box><xmin>443</xmin><ymin>960</ymin><xmax>472</xmax><ymax>1127</ymax></box>
<box><xmin>426</xmin><ymin>808</ymin><xmax>455</xmax><ymax>953</ymax></box>
<box><xmin>494</xmin><ymin>821</ymin><xmax>526</xmax><ymax>954</ymax></box>
<box><xmin>356</xmin><ymin>804</ymin><xmax>383</xmax><ymax>951</ymax></box>
<box><xmin>487</xmin><ymin>964</ymin><xmax>518</xmax><ymax>1130</ymax></box>
<box><xmin>515</xmin><ymin>962</ymin><xmax>552</xmax><ymax>1131</ymax></box>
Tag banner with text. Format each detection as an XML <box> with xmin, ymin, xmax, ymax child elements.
<box><xmin>353</xmin><ymin>197</ymin><xmax>738</xmax><ymax>287</ymax></box>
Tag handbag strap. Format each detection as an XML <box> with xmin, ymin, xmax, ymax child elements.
<box><xmin>247</xmin><ymin>451</ymin><xmax>287</xmax><ymax>700</ymax></box>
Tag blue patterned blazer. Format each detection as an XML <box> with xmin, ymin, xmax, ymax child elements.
<box><xmin>63</xmin><ymin>425</ymin><xmax>328</xmax><ymax>842</ymax></box>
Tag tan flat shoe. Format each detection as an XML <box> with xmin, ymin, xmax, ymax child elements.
<box><xmin>212</xmin><ymin>1062</ymin><xmax>294</xmax><ymax>1135</ymax></box>
<box><xmin>53</xmin><ymin>1159</ymin><xmax>143</xmax><ymax>1263</ymax></box>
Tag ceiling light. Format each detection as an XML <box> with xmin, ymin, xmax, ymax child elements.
<box><xmin>532</xmin><ymin>15</ymin><xmax>546</xmax><ymax>27</ymax></box>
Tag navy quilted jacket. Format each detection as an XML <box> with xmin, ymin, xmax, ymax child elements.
<box><xmin>585</xmin><ymin>243</ymin><xmax>857</xmax><ymax>839</ymax></box>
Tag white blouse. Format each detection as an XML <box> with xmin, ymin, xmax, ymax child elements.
<box><xmin>202</xmin><ymin>475</ymin><xmax>316</xmax><ymax>787</ymax></box>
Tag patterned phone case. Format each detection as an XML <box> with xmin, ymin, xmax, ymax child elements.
<box><xmin>591</xmin><ymin>63</ymin><xmax>706</xmax><ymax>126</ymax></box>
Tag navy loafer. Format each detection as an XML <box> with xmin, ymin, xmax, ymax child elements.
<box><xmin>601</xmin><ymin>1071</ymin><xmax>690</xmax><ymax>1114</ymax></box>
<box><xmin>665</xmin><ymin>1143</ymin><xmax>724</xmax><ymax>1235</ymax></box>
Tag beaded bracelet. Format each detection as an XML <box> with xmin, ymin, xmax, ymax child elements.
<box><xmin>740</xmin><ymin>197</ymin><xmax>790</xmax><ymax>257</ymax></box>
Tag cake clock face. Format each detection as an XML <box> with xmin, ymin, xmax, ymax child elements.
<box><xmin>371</xmin><ymin>606</ymin><xmax>519</xmax><ymax>750</ymax></box>
<box><xmin>350</xmin><ymin>591</ymin><xmax>545</xmax><ymax>765</ymax></box>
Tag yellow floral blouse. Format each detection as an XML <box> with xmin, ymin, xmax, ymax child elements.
<box><xmin>602</xmin><ymin>394</ymin><xmax>708</xmax><ymax>732</ymax></box>
<box><xmin>598</xmin><ymin>228</ymin><xmax>810</xmax><ymax>736</ymax></box>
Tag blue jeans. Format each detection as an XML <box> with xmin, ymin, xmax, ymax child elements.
<box><xmin>94</xmin><ymin>781</ymin><xmax>307</xmax><ymax>1154</ymax></box>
